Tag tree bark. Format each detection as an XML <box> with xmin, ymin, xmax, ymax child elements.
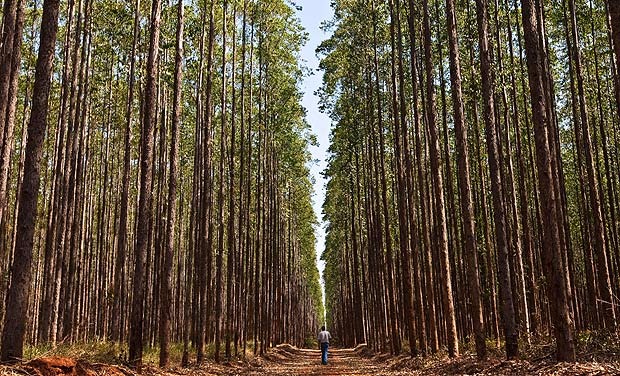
<box><xmin>0</xmin><ymin>0</ymin><xmax>25</xmax><ymax>235</ymax></box>
<box><xmin>476</xmin><ymin>0</ymin><xmax>518</xmax><ymax>359</ymax></box>
<box><xmin>159</xmin><ymin>0</ymin><xmax>183</xmax><ymax>367</ymax></box>
<box><xmin>112</xmin><ymin>0</ymin><xmax>140</xmax><ymax>343</ymax></box>
<box><xmin>0</xmin><ymin>0</ymin><xmax>61</xmax><ymax>362</ymax></box>
<box><xmin>520</xmin><ymin>0</ymin><xmax>576</xmax><ymax>362</ymax></box>
<box><xmin>128</xmin><ymin>0</ymin><xmax>161</xmax><ymax>367</ymax></box>
<box><xmin>568</xmin><ymin>0</ymin><xmax>616</xmax><ymax>328</ymax></box>
<box><xmin>445</xmin><ymin>0</ymin><xmax>486</xmax><ymax>359</ymax></box>
<box><xmin>422</xmin><ymin>0</ymin><xmax>458</xmax><ymax>358</ymax></box>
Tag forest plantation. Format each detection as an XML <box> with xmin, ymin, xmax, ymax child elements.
<box><xmin>1</xmin><ymin>0</ymin><xmax>620</xmax><ymax>375</ymax></box>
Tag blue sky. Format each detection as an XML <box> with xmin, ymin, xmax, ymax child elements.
<box><xmin>296</xmin><ymin>0</ymin><xmax>333</xmax><ymax>295</ymax></box>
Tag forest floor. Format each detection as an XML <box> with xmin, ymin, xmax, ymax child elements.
<box><xmin>2</xmin><ymin>339</ymin><xmax>620</xmax><ymax>375</ymax></box>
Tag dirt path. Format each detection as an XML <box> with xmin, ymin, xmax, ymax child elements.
<box><xmin>240</xmin><ymin>345</ymin><xmax>407</xmax><ymax>376</ymax></box>
<box><xmin>5</xmin><ymin>344</ymin><xmax>620</xmax><ymax>375</ymax></box>
<box><xmin>230</xmin><ymin>344</ymin><xmax>620</xmax><ymax>376</ymax></box>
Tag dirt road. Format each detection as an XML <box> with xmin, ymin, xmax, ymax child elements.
<box><xmin>5</xmin><ymin>344</ymin><xmax>620</xmax><ymax>375</ymax></box>
<box><xmin>238</xmin><ymin>346</ymin><xmax>408</xmax><ymax>376</ymax></box>
<box><xmin>229</xmin><ymin>344</ymin><xmax>620</xmax><ymax>376</ymax></box>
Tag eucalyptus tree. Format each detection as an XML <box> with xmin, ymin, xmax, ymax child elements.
<box><xmin>321</xmin><ymin>0</ymin><xmax>620</xmax><ymax>363</ymax></box>
<box><xmin>519</xmin><ymin>0</ymin><xmax>576</xmax><ymax>361</ymax></box>
<box><xmin>0</xmin><ymin>0</ymin><xmax>323</xmax><ymax>367</ymax></box>
<box><xmin>128</xmin><ymin>0</ymin><xmax>161</xmax><ymax>366</ymax></box>
<box><xmin>445</xmin><ymin>0</ymin><xmax>486</xmax><ymax>359</ymax></box>
<box><xmin>0</xmin><ymin>0</ymin><xmax>26</xmax><ymax>235</ymax></box>
<box><xmin>475</xmin><ymin>0</ymin><xmax>517</xmax><ymax>359</ymax></box>
<box><xmin>1</xmin><ymin>0</ymin><xmax>61</xmax><ymax>363</ymax></box>
<box><xmin>159</xmin><ymin>0</ymin><xmax>184</xmax><ymax>367</ymax></box>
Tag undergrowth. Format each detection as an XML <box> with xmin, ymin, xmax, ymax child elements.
<box><xmin>456</xmin><ymin>328</ymin><xmax>620</xmax><ymax>361</ymax></box>
<box><xmin>22</xmin><ymin>340</ymin><xmax>260</xmax><ymax>367</ymax></box>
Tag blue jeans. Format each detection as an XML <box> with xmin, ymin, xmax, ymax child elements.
<box><xmin>321</xmin><ymin>342</ymin><xmax>329</xmax><ymax>364</ymax></box>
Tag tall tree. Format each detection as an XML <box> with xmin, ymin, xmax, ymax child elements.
<box><xmin>0</xmin><ymin>0</ymin><xmax>26</xmax><ymax>233</ymax></box>
<box><xmin>111</xmin><ymin>0</ymin><xmax>140</xmax><ymax>343</ymax></box>
<box><xmin>476</xmin><ymin>0</ymin><xmax>518</xmax><ymax>359</ymax></box>
<box><xmin>422</xmin><ymin>0</ymin><xmax>459</xmax><ymax>358</ymax></box>
<box><xmin>0</xmin><ymin>0</ymin><xmax>61</xmax><ymax>362</ymax></box>
<box><xmin>159</xmin><ymin>0</ymin><xmax>184</xmax><ymax>367</ymax></box>
<box><xmin>128</xmin><ymin>0</ymin><xmax>161</xmax><ymax>366</ymax></box>
<box><xmin>568</xmin><ymin>0</ymin><xmax>616</xmax><ymax>328</ymax></box>
<box><xmin>520</xmin><ymin>0</ymin><xmax>576</xmax><ymax>361</ymax></box>
<box><xmin>445</xmin><ymin>0</ymin><xmax>486</xmax><ymax>359</ymax></box>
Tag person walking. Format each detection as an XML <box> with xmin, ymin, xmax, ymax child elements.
<box><xmin>318</xmin><ymin>326</ymin><xmax>332</xmax><ymax>365</ymax></box>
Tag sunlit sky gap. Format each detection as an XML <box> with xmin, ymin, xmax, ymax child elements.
<box><xmin>296</xmin><ymin>0</ymin><xmax>333</xmax><ymax>318</ymax></box>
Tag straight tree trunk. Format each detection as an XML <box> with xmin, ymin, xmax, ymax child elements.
<box><xmin>445</xmin><ymin>0</ymin><xmax>486</xmax><ymax>359</ymax></box>
<box><xmin>197</xmin><ymin>0</ymin><xmax>216</xmax><ymax>362</ymax></box>
<box><xmin>128</xmin><ymin>0</ymin><xmax>161</xmax><ymax>366</ymax></box>
<box><xmin>520</xmin><ymin>0</ymin><xmax>576</xmax><ymax>362</ymax></box>
<box><xmin>112</xmin><ymin>0</ymin><xmax>140</xmax><ymax>343</ymax></box>
<box><xmin>0</xmin><ymin>0</ymin><xmax>61</xmax><ymax>362</ymax></box>
<box><xmin>568</xmin><ymin>0</ymin><xmax>616</xmax><ymax>328</ymax></box>
<box><xmin>422</xmin><ymin>0</ymin><xmax>459</xmax><ymax>358</ymax></box>
<box><xmin>375</xmin><ymin>3</ymin><xmax>400</xmax><ymax>356</ymax></box>
<box><xmin>38</xmin><ymin>0</ymin><xmax>78</xmax><ymax>344</ymax></box>
<box><xmin>214</xmin><ymin>0</ymin><xmax>228</xmax><ymax>361</ymax></box>
<box><xmin>0</xmin><ymin>0</ymin><xmax>25</xmax><ymax>235</ymax></box>
<box><xmin>388</xmin><ymin>0</ymin><xmax>416</xmax><ymax>356</ymax></box>
<box><xmin>159</xmin><ymin>0</ymin><xmax>183</xmax><ymax>367</ymax></box>
<box><xmin>226</xmin><ymin>5</ymin><xmax>238</xmax><ymax>360</ymax></box>
<box><xmin>405</xmin><ymin>0</ymin><xmax>431</xmax><ymax>353</ymax></box>
<box><xmin>505</xmin><ymin>0</ymin><xmax>539</xmax><ymax>334</ymax></box>
<box><xmin>476</xmin><ymin>0</ymin><xmax>518</xmax><ymax>359</ymax></box>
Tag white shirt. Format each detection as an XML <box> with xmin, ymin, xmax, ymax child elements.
<box><xmin>318</xmin><ymin>330</ymin><xmax>332</xmax><ymax>344</ymax></box>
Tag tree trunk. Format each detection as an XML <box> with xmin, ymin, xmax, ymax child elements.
<box><xmin>520</xmin><ymin>0</ymin><xmax>576</xmax><ymax>362</ymax></box>
<box><xmin>446</xmin><ymin>0</ymin><xmax>486</xmax><ymax>359</ymax></box>
<box><xmin>568</xmin><ymin>0</ymin><xmax>616</xmax><ymax>328</ymax></box>
<box><xmin>476</xmin><ymin>0</ymin><xmax>518</xmax><ymax>359</ymax></box>
<box><xmin>0</xmin><ymin>0</ymin><xmax>25</xmax><ymax>235</ymax></box>
<box><xmin>214</xmin><ymin>0</ymin><xmax>228</xmax><ymax>362</ymax></box>
<box><xmin>128</xmin><ymin>0</ymin><xmax>161</xmax><ymax>367</ymax></box>
<box><xmin>422</xmin><ymin>0</ymin><xmax>459</xmax><ymax>358</ymax></box>
<box><xmin>388</xmin><ymin>0</ymin><xmax>416</xmax><ymax>356</ymax></box>
<box><xmin>0</xmin><ymin>0</ymin><xmax>61</xmax><ymax>362</ymax></box>
<box><xmin>159</xmin><ymin>0</ymin><xmax>183</xmax><ymax>367</ymax></box>
<box><xmin>112</xmin><ymin>0</ymin><xmax>140</xmax><ymax>343</ymax></box>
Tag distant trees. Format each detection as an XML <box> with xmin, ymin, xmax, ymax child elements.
<box><xmin>321</xmin><ymin>0</ymin><xmax>620</xmax><ymax>362</ymax></box>
<box><xmin>0</xmin><ymin>0</ymin><xmax>323</xmax><ymax>366</ymax></box>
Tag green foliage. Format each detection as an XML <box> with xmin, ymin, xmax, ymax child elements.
<box><xmin>24</xmin><ymin>341</ymin><xmax>126</xmax><ymax>364</ymax></box>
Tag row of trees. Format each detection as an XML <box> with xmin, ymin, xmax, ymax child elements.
<box><xmin>0</xmin><ymin>0</ymin><xmax>323</xmax><ymax>367</ymax></box>
<box><xmin>321</xmin><ymin>0</ymin><xmax>620</xmax><ymax>362</ymax></box>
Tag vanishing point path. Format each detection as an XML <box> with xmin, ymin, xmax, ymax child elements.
<box><xmin>236</xmin><ymin>346</ymin><xmax>409</xmax><ymax>376</ymax></box>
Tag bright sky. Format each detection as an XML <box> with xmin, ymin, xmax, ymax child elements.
<box><xmin>296</xmin><ymin>0</ymin><xmax>333</xmax><ymax>299</ymax></box>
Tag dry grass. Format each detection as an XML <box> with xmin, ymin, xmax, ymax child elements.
<box><xmin>383</xmin><ymin>329</ymin><xmax>620</xmax><ymax>375</ymax></box>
